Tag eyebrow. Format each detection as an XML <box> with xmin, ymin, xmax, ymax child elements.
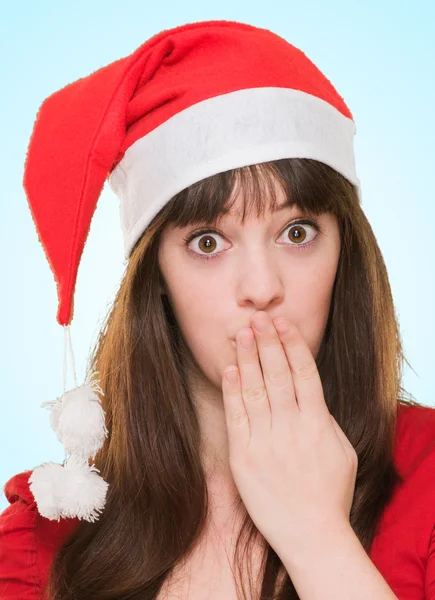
<box><xmin>274</xmin><ymin>203</ymin><xmax>291</xmax><ymax>212</ymax></box>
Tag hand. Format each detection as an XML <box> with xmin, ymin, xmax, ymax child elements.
<box><xmin>221</xmin><ymin>311</ymin><xmax>358</xmax><ymax>555</ymax></box>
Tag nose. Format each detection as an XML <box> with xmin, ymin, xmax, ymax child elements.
<box><xmin>236</xmin><ymin>255</ymin><xmax>284</xmax><ymax>311</ymax></box>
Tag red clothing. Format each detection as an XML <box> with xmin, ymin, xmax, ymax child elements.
<box><xmin>1</xmin><ymin>403</ymin><xmax>435</xmax><ymax>598</ymax></box>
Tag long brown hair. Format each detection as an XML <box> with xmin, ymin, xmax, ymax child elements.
<box><xmin>45</xmin><ymin>158</ymin><xmax>424</xmax><ymax>599</ymax></box>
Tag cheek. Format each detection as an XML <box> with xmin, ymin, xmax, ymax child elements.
<box><xmin>166</xmin><ymin>281</ymin><xmax>233</xmax><ymax>359</ymax></box>
<box><xmin>287</xmin><ymin>259</ymin><xmax>338</xmax><ymax>355</ymax></box>
<box><xmin>300</xmin><ymin>267</ymin><xmax>336</xmax><ymax>315</ymax></box>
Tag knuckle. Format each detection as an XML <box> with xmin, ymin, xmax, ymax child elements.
<box><xmin>267</xmin><ymin>369</ymin><xmax>291</xmax><ymax>387</ymax></box>
<box><xmin>293</xmin><ymin>361</ymin><xmax>317</xmax><ymax>380</ymax></box>
<box><xmin>244</xmin><ymin>385</ymin><xmax>267</xmax><ymax>402</ymax></box>
<box><xmin>231</xmin><ymin>412</ymin><xmax>249</xmax><ymax>428</ymax></box>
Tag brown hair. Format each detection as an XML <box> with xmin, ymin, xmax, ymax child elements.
<box><xmin>44</xmin><ymin>158</ymin><xmax>423</xmax><ymax>599</ymax></box>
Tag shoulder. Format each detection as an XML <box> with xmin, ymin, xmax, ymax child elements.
<box><xmin>394</xmin><ymin>402</ymin><xmax>435</xmax><ymax>477</ymax></box>
<box><xmin>383</xmin><ymin>401</ymin><xmax>435</xmax><ymax>530</ymax></box>
<box><xmin>368</xmin><ymin>403</ymin><xmax>435</xmax><ymax>595</ymax></box>
<box><xmin>0</xmin><ymin>468</ymin><xmax>80</xmax><ymax>599</ymax></box>
<box><xmin>0</xmin><ymin>470</ymin><xmax>41</xmax><ymax>598</ymax></box>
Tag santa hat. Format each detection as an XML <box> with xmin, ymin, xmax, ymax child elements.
<box><xmin>23</xmin><ymin>19</ymin><xmax>361</xmax><ymax>522</ymax></box>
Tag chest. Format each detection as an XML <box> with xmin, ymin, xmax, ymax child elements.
<box><xmin>156</xmin><ymin>563</ymin><xmax>241</xmax><ymax>600</ymax></box>
<box><xmin>156</xmin><ymin>535</ymin><xmax>267</xmax><ymax>600</ymax></box>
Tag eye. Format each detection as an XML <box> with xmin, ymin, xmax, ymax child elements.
<box><xmin>182</xmin><ymin>219</ymin><xmax>322</xmax><ymax>261</ymax></box>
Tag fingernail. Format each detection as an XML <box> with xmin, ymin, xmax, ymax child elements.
<box><xmin>252</xmin><ymin>314</ymin><xmax>269</xmax><ymax>333</ymax></box>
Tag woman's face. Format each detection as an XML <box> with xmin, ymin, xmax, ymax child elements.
<box><xmin>158</xmin><ymin>180</ymin><xmax>341</xmax><ymax>392</ymax></box>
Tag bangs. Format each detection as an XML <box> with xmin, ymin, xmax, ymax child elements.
<box><xmin>160</xmin><ymin>158</ymin><xmax>346</xmax><ymax>231</ymax></box>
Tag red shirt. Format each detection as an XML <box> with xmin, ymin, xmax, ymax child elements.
<box><xmin>1</xmin><ymin>403</ymin><xmax>435</xmax><ymax>598</ymax></box>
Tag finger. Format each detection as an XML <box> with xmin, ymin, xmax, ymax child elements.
<box><xmin>273</xmin><ymin>319</ymin><xmax>328</xmax><ymax>420</ymax></box>
<box><xmin>221</xmin><ymin>365</ymin><xmax>251</xmax><ymax>455</ymax></box>
<box><xmin>236</xmin><ymin>326</ymin><xmax>271</xmax><ymax>440</ymax></box>
<box><xmin>250</xmin><ymin>312</ymin><xmax>298</xmax><ymax>428</ymax></box>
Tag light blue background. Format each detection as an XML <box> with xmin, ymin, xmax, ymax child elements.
<box><xmin>1</xmin><ymin>1</ymin><xmax>434</xmax><ymax>511</ymax></box>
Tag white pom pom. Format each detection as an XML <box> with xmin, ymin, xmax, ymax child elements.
<box><xmin>29</xmin><ymin>462</ymin><xmax>68</xmax><ymax>521</ymax></box>
<box><xmin>29</xmin><ymin>456</ymin><xmax>109</xmax><ymax>522</ymax></box>
<box><xmin>32</xmin><ymin>329</ymin><xmax>110</xmax><ymax>522</ymax></box>
<box><xmin>41</xmin><ymin>371</ymin><xmax>108</xmax><ymax>459</ymax></box>
<box><xmin>58</xmin><ymin>455</ymin><xmax>109</xmax><ymax>522</ymax></box>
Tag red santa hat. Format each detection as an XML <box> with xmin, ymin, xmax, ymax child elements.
<box><xmin>23</xmin><ymin>19</ymin><xmax>361</xmax><ymax>522</ymax></box>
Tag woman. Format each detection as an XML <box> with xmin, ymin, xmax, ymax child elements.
<box><xmin>0</xmin><ymin>18</ymin><xmax>432</xmax><ymax>600</ymax></box>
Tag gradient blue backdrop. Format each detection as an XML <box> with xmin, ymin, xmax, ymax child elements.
<box><xmin>1</xmin><ymin>0</ymin><xmax>434</xmax><ymax>510</ymax></box>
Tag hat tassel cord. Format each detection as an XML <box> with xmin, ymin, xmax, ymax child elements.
<box><xmin>29</xmin><ymin>325</ymin><xmax>109</xmax><ymax>522</ymax></box>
